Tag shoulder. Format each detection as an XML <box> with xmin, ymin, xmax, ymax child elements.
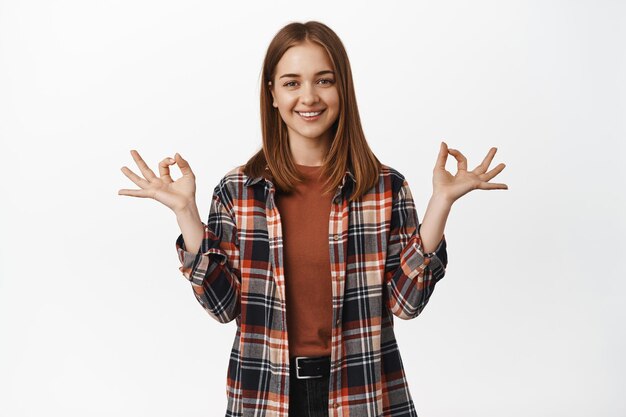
<box><xmin>379</xmin><ymin>163</ymin><xmax>409</xmax><ymax>195</ymax></box>
<box><xmin>208</xmin><ymin>165</ymin><xmax>251</xmax><ymax>209</ymax></box>
<box><xmin>222</xmin><ymin>164</ymin><xmax>248</xmax><ymax>183</ymax></box>
<box><xmin>212</xmin><ymin>165</ymin><xmax>248</xmax><ymax>187</ymax></box>
<box><xmin>379</xmin><ymin>163</ymin><xmax>406</xmax><ymax>181</ymax></box>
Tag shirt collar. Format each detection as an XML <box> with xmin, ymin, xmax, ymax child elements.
<box><xmin>244</xmin><ymin>164</ymin><xmax>356</xmax><ymax>189</ymax></box>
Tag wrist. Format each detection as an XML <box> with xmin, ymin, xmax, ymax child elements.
<box><xmin>430</xmin><ymin>191</ymin><xmax>454</xmax><ymax>208</ymax></box>
<box><xmin>175</xmin><ymin>201</ymin><xmax>200</xmax><ymax>220</ymax></box>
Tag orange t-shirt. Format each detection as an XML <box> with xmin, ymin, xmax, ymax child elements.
<box><xmin>275</xmin><ymin>163</ymin><xmax>334</xmax><ymax>358</ymax></box>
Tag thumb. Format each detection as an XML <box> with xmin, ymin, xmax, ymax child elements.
<box><xmin>175</xmin><ymin>153</ymin><xmax>193</xmax><ymax>175</ymax></box>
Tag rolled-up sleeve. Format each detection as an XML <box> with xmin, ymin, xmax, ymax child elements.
<box><xmin>384</xmin><ymin>178</ymin><xmax>448</xmax><ymax>320</ymax></box>
<box><xmin>175</xmin><ymin>187</ymin><xmax>241</xmax><ymax>324</ymax></box>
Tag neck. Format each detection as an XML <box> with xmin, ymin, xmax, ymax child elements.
<box><xmin>286</xmin><ymin>128</ymin><xmax>332</xmax><ymax>166</ymax></box>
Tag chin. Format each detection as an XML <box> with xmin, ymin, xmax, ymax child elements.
<box><xmin>298</xmin><ymin>129</ymin><xmax>330</xmax><ymax>139</ymax></box>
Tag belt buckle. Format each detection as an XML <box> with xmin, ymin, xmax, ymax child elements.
<box><xmin>295</xmin><ymin>356</ymin><xmax>323</xmax><ymax>379</ymax></box>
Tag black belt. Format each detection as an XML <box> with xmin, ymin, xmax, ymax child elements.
<box><xmin>290</xmin><ymin>355</ymin><xmax>330</xmax><ymax>379</ymax></box>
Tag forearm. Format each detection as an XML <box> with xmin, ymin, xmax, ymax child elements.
<box><xmin>174</xmin><ymin>195</ymin><xmax>241</xmax><ymax>324</ymax></box>
<box><xmin>419</xmin><ymin>193</ymin><xmax>453</xmax><ymax>253</ymax></box>
<box><xmin>175</xmin><ymin>202</ymin><xmax>204</xmax><ymax>254</ymax></box>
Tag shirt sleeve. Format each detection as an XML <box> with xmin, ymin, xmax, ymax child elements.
<box><xmin>384</xmin><ymin>177</ymin><xmax>448</xmax><ymax>320</ymax></box>
<box><xmin>175</xmin><ymin>187</ymin><xmax>241</xmax><ymax>324</ymax></box>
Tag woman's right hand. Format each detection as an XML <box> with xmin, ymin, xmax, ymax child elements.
<box><xmin>118</xmin><ymin>150</ymin><xmax>196</xmax><ymax>214</ymax></box>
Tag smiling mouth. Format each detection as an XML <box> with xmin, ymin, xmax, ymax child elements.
<box><xmin>295</xmin><ymin>109</ymin><xmax>325</xmax><ymax>120</ymax></box>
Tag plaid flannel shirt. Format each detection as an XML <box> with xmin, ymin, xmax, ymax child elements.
<box><xmin>176</xmin><ymin>163</ymin><xmax>448</xmax><ymax>417</ymax></box>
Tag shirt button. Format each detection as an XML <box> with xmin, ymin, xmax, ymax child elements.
<box><xmin>336</xmin><ymin>318</ymin><xmax>340</xmax><ymax>325</ymax></box>
<box><xmin>333</xmin><ymin>234</ymin><xmax>339</xmax><ymax>240</ymax></box>
<box><xmin>333</xmin><ymin>402</ymin><xmax>339</xmax><ymax>408</ymax></box>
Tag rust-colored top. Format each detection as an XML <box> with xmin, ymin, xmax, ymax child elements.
<box><xmin>275</xmin><ymin>163</ymin><xmax>334</xmax><ymax>358</ymax></box>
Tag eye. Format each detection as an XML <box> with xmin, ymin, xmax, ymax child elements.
<box><xmin>283</xmin><ymin>79</ymin><xmax>335</xmax><ymax>88</ymax></box>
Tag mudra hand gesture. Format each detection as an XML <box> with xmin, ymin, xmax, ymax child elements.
<box><xmin>434</xmin><ymin>141</ymin><xmax>508</xmax><ymax>204</ymax></box>
<box><xmin>118</xmin><ymin>150</ymin><xmax>196</xmax><ymax>213</ymax></box>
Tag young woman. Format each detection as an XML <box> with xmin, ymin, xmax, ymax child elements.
<box><xmin>119</xmin><ymin>21</ymin><xmax>507</xmax><ymax>417</ymax></box>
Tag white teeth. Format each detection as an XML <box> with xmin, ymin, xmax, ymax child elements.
<box><xmin>298</xmin><ymin>111</ymin><xmax>322</xmax><ymax>117</ymax></box>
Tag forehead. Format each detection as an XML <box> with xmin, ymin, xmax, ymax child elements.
<box><xmin>275</xmin><ymin>41</ymin><xmax>333</xmax><ymax>73</ymax></box>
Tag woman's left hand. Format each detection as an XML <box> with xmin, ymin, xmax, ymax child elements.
<box><xmin>433</xmin><ymin>141</ymin><xmax>508</xmax><ymax>204</ymax></box>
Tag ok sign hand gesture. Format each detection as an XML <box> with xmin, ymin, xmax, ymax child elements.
<box><xmin>118</xmin><ymin>150</ymin><xmax>197</xmax><ymax>214</ymax></box>
<box><xmin>433</xmin><ymin>141</ymin><xmax>508</xmax><ymax>204</ymax></box>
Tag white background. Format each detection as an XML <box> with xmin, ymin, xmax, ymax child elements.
<box><xmin>1</xmin><ymin>1</ymin><xmax>624</xmax><ymax>416</ymax></box>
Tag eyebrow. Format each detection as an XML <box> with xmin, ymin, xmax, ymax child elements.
<box><xmin>279</xmin><ymin>70</ymin><xmax>335</xmax><ymax>79</ymax></box>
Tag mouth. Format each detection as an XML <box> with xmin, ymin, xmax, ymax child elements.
<box><xmin>295</xmin><ymin>109</ymin><xmax>325</xmax><ymax>121</ymax></box>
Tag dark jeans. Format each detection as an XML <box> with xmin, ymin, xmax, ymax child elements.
<box><xmin>288</xmin><ymin>361</ymin><xmax>330</xmax><ymax>417</ymax></box>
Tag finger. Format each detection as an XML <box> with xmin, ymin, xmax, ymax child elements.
<box><xmin>447</xmin><ymin>148</ymin><xmax>467</xmax><ymax>171</ymax></box>
<box><xmin>120</xmin><ymin>166</ymin><xmax>150</xmax><ymax>188</ymax></box>
<box><xmin>476</xmin><ymin>181</ymin><xmax>508</xmax><ymax>190</ymax></box>
<box><xmin>130</xmin><ymin>149</ymin><xmax>157</xmax><ymax>181</ymax></box>
<box><xmin>117</xmin><ymin>188</ymin><xmax>153</xmax><ymax>197</ymax></box>
<box><xmin>159</xmin><ymin>157</ymin><xmax>175</xmax><ymax>184</ymax></box>
<box><xmin>434</xmin><ymin>141</ymin><xmax>449</xmax><ymax>170</ymax></box>
<box><xmin>473</xmin><ymin>147</ymin><xmax>497</xmax><ymax>175</ymax></box>
<box><xmin>174</xmin><ymin>152</ymin><xmax>194</xmax><ymax>177</ymax></box>
<box><xmin>480</xmin><ymin>163</ymin><xmax>506</xmax><ymax>182</ymax></box>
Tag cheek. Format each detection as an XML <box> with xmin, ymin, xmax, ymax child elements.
<box><xmin>326</xmin><ymin>101</ymin><xmax>340</xmax><ymax>122</ymax></box>
<box><xmin>326</xmin><ymin>91</ymin><xmax>340</xmax><ymax>112</ymax></box>
<box><xmin>278</xmin><ymin>94</ymin><xmax>298</xmax><ymax>109</ymax></box>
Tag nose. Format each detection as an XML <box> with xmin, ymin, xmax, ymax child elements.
<box><xmin>300</xmin><ymin>82</ymin><xmax>319</xmax><ymax>105</ymax></box>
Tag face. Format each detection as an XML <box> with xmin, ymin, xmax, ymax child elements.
<box><xmin>270</xmin><ymin>40</ymin><xmax>340</xmax><ymax>146</ymax></box>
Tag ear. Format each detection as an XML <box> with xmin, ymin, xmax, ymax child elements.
<box><xmin>268</xmin><ymin>81</ymin><xmax>278</xmax><ymax>107</ymax></box>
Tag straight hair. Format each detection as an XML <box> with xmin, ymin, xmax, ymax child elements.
<box><xmin>242</xmin><ymin>21</ymin><xmax>382</xmax><ymax>203</ymax></box>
